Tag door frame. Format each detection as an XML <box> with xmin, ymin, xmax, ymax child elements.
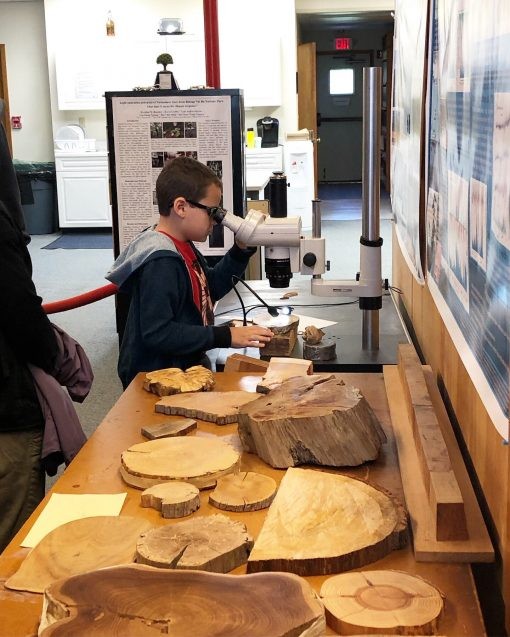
<box><xmin>0</xmin><ymin>44</ymin><xmax>12</xmax><ymax>155</ymax></box>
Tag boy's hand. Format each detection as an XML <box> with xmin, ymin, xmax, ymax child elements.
<box><xmin>230</xmin><ymin>325</ymin><xmax>273</xmax><ymax>348</ymax></box>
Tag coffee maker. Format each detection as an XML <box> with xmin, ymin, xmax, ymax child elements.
<box><xmin>256</xmin><ymin>117</ymin><xmax>279</xmax><ymax>147</ymax></box>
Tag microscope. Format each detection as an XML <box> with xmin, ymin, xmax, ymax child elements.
<box><xmin>213</xmin><ymin>68</ymin><xmax>386</xmax><ymax>351</ymax></box>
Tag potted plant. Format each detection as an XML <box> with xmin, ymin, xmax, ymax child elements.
<box><xmin>155</xmin><ymin>53</ymin><xmax>179</xmax><ymax>90</ymax></box>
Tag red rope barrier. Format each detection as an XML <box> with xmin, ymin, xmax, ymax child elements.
<box><xmin>42</xmin><ymin>283</ymin><xmax>118</xmax><ymax>314</ymax></box>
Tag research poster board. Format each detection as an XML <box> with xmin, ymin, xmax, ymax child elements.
<box><xmin>426</xmin><ymin>0</ymin><xmax>509</xmax><ymax>439</ymax></box>
<box><xmin>105</xmin><ymin>89</ymin><xmax>245</xmax><ymax>257</ymax></box>
<box><xmin>391</xmin><ymin>0</ymin><xmax>429</xmax><ymax>282</ymax></box>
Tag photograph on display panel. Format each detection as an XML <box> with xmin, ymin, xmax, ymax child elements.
<box><xmin>426</xmin><ymin>0</ymin><xmax>510</xmax><ymax>438</ymax></box>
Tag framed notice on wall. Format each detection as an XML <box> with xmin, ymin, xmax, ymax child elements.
<box><xmin>105</xmin><ymin>89</ymin><xmax>245</xmax><ymax>257</ymax></box>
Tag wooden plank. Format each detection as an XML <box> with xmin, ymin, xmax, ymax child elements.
<box><xmin>223</xmin><ymin>353</ymin><xmax>269</xmax><ymax>373</ymax></box>
<box><xmin>256</xmin><ymin>357</ymin><xmax>312</xmax><ymax>393</ymax></box>
<box><xmin>398</xmin><ymin>344</ymin><xmax>467</xmax><ymax>540</ymax></box>
<box><xmin>384</xmin><ymin>365</ymin><xmax>493</xmax><ymax>562</ymax></box>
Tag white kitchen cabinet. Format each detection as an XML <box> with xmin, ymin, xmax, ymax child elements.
<box><xmin>55</xmin><ymin>151</ymin><xmax>111</xmax><ymax>228</ymax></box>
<box><xmin>245</xmin><ymin>146</ymin><xmax>283</xmax><ymax>199</ymax></box>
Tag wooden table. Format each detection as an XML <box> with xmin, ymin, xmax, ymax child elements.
<box><xmin>0</xmin><ymin>372</ymin><xmax>485</xmax><ymax>636</ymax></box>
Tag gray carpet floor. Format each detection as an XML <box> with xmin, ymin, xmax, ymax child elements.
<box><xmin>28</xmin><ymin>201</ymin><xmax>393</xmax><ymax>489</ymax></box>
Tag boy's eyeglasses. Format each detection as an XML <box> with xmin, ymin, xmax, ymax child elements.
<box><xmin>185</xmin><ymin>199</ymin><xmax>226</xmax><ymax>219</ymax></box>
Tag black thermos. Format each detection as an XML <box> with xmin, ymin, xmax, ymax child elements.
<box><xmin>268</xmin><ymin>171</ymin><xmax>288</xmax><ymax>218</ymax></box>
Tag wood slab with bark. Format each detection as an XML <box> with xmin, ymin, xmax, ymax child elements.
<box><xmin>320</xmin><ymin>570</ymin><xmax>444</xmax><ymax>635</ymax></box>
<box><xmin>143</xmin><ymin>365</ymin><xmax>214</xmax><ymax>396</ymax></box>
<box><xmin>39</xmin><ymin>565</ymin><xmax>326</xmax><ymax>637</ymax></box>
<box><xmin>155</xmin><ymin>390</ymin><xmax>258</xmax><ymax>424</ymax></box>
<box><xmin>120</xmin><ymin>436</ymin><xmax>240</xmax><ymax>489</ymax></box>
<box><xmin>248</xmin><ymin>467</ymin><xmax>407</xmax><ymax>576</ymax></box>
<box><xmin>135</xmin><ymin>514</ymin><xmax>253</xmax><ymax>572</ymax></box>
<box><xmin>238</xmin><ymin>374</ymin><xmax>386</xmax><ymax>468</ymax></box>
<box><xmin>209</xmin><ymin>471</ymin><xmax>277</xmax><ymax>512</ymax></box>
<box><xmin>140</xmin><ymin>481</ymin><xmax>200</xmax><ymax>518</ymax></box>
<box><xmin>5</xmin><ymin>516</ymin><xmax>152</xmax><ymax>594</ymax></box>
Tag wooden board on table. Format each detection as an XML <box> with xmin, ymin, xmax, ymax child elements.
<box><xmin>209</xmin><ymin>471</ymin><xmax>277</xmax><ymax>512</ymax></box>
<box><xmin>120</xmin><ymin>437</ymin><xmax>240</xmax><ymax>490</ymax></box>
<box><xmin>398</xmin><ymin>344</ymin><xmax>467</xmax><ymax>540</ymax></box>
<box><xmin>39</xmin><ymin>565</ymin><xmax>326</xmax><ymax>637</ymax></box>
<box><xmin>256</xmin><ymin>357</ymin><xmax>313</xmax><ymax>393</ymax></box>
<box><xmin>155</xmin><ymin>390</ymin><xmax>258</xmax><ymax>425</ymax></box>
<box><xmin>5</xmin><ymin>516</ymin><xmax>152</xmax><ymax>594</ymax></box>
<box><xmin>383</xmin><ymin>365</ymin><xmax>494</xmax><ymax>562</ymax></box>
<box><xmin>141</xmin><ymin>418</ymin><xmax>197</xmax><ymax>439</ymax></box>
<box><xmin>247</xmin><ymin>467</ymin><xmax>407</xmax><ymax>576</ymax></box>
<box><xmin>223</xmin><ymin>353</ymin><xmax>269</xmax><ymax>373</ymax></box>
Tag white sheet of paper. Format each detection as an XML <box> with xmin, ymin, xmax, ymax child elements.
<box><xmin>21</xmin><ymin>493</ymin><xmax>127</xmax><ymax>548</ymax></box>
<box><xmin>293</xmin><ymin>314</ymin><xmax>337</xmax><ymax>330</ymax></box>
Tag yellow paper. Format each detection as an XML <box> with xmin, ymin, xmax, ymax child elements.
<box><xmin>21</xmin><ymin>493</ymin><xmax>127</xmax><ymax>548</ymax></box>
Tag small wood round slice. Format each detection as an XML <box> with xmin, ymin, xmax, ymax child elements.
<box><xmin>320</xmin><ymin>570</ymin><xmax>444</xmax><ymax>635</ymax></box>
<box><xmin>143</xmin><ymin>365</ymin><xmax>214</xmax><ymax>396</ymax></box>
<box><xmin>135</xmin><ymin>514</ymin><xmax>253</xmax><ymax>573</ymax></box>
<box><xmin>141</xmin><ymin>481</ymin><xmax>200</xmax><ymax>518</ymax></box>
<box><xmin>120</xmin><ymin>436</ymin><xmax>240</xmax><ymax>490</ymax></box>
<box><xmin>39</xmin><ymin>565</ymin><xmax>326</xmax><ymax>637</ymax></box>
<box><xmin>209</xmin><ymin>471</ymin><xmax>277</xmax><ymax>512</ymax></box>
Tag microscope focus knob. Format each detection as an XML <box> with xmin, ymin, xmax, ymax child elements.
<box><xmin>302</xmin><ymin>252</ymin><xmax>317</xmax><ymax>267</ymax></box>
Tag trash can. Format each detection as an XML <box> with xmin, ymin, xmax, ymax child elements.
<box><xmin>13</xmin><ymin>160</ymin><xmax>58</xmax><ymax>235</ymax></box>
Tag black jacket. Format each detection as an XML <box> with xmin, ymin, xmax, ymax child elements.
<box><xmin>0</xmin><ymin>121</ymin><xmax>58</xmax><ymax>431</ymax></box>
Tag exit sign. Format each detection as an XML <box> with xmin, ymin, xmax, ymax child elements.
<box><xmin>335</xmin><ymin>37</ymin><xmax>352</xmax><ymax>50</ymax></box>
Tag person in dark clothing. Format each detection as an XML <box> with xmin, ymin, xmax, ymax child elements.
<box><xmin>0</xmin><ymin>108</ymin><xmax>59</xmax><ymax>551</ymax></box>
<box><xmin>107</xmin><ymin>156</ymin><xmax>272</xmax><ymax>388</ymax></box>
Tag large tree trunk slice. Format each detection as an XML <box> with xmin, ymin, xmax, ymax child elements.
<box><xmin>135</xmin><ymin>514</ymin><xmax>253</xmax><ymax>573</ymax></box>
<box><xmin>155</xmin><ymin>390</ymin><xmax>258</xmax><ymax>424</ymax></box>
<box><xmin>209</xmin><ymin>471</ymin><xmax>277</xmax><ymax>512</ymax></box>
<box><xmin>238</xmin><ymin>375</ymin><xmax>386</xmax><ymax>468</ymax></box>
<box><xmin>39</xmin><ymin>565</ymin><xmax>326</xmax><ymax>637</ymax></box>
<box><xmin>140</xmin><ymin>481</ymin><xmax>200</xmax><ymax>518</ymax></box>
<box><xmin>120</xmin><ymin>437</ymin><xmax>240</xmax><ymax>489</ymax></box>
<box><xmin>5</xmin><ymin>516</ymin><xmax>152</xmax><ymax>594</ymax></box>
<box><xmin>143</xmin><ymin>365</ymin><xmax>214</xmax><ymax>396</ymax></box>
<box><xmin>248</xmin><ymin>468</ymin><xmax>407</xmax><ymax>576</ymax></box>
<box><xmin>320</xmin><ymin>570</ymin><xmax>444</xmax><ymax>635</ymax></box>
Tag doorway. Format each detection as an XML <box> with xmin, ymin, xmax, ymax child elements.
<box><xmin>316</xmin><ymin>51</ymin><xmax>372</xmax><ymax>182</ymax></box>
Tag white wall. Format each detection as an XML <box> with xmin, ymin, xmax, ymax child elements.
<box><xmin>43</xmin><ymin>0</ymin><xmax>206</xmax><ymax>146</ymax></box>
<box><xmin>0</xmin><ymin>0</ymin><xmax>53</xmax><ymax>160</ymax></box>
<box><xmin>218</xmin><ymin>0</ymin><xmax>298</xmax><ymax>143</ymax></box>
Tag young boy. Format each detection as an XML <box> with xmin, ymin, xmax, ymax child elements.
<box><xmin>107</xmin><ymin>157</ymin><xmax>273</xmax><ymax>388</ymax></box>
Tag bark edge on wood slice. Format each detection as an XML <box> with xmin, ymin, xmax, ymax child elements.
<box><xmin>155</xmin><ymin>390</ymin><xmax>259</xmax><ymax>425</ymax></box>
<box><xmin>5</xmin><ymin>516</ymin><xmax>153</xmax><ymax>594</ymax></box>
<box><xmin>238</xmin><ymin>374</ymin><xmax>386</xmax><ymax>468</ymax></box>
<box><xmin>135</xmin><ymin>514</ymin><xmax>253</xmax><ymax>573</ymax></box>
<box><xmin>141</xmin><ymin>481</ymin><xmax>200</xmax><ymax>518</ymax></box>
<box><xmin>141</xmin><ymin>418</ymin><xmax>197</xmax><ymax>439</ymax></box>
<box><xmin>248</xmin><ymin>467</ymin><xmax>407</xmax><ymax>576</ymax></box>
<box><xmin>39</xmin><ymin>565</ymin><xmax>326</xmax><ymax>637</ymax></box>
<box><xmin>143</xmin><ymin>365</ymin><xmax>214</xmax><ymax>397</ymax></box>
<box><xmin>320</xmin><ymin>569</ymin><xmax>444</xmax><ymax>635</ymax></box>
<box><xmin>120</xmin><ymin>436</ymin><xmax>240</xmax><ymax>490</ymax></box>
<box><xmin>209</xmin><ymin>471</ymin><xmax>277</xmax><ymax>512</ymax></box>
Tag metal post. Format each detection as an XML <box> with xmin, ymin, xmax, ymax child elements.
<box><xmin>312</xmin><ymin>199</ymin><xmax>322</xmax><ymax>238</ymax></box>
<box><xmin>361</xmin><ymin>67</ymin><xmax>382</xmax><ymax>350</ymax></box>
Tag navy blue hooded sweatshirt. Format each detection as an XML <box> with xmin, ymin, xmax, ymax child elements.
<box><xmin>106</xmin><ymin>228</ymin><xmax>254</xmax><ymax>388</ymax></box>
